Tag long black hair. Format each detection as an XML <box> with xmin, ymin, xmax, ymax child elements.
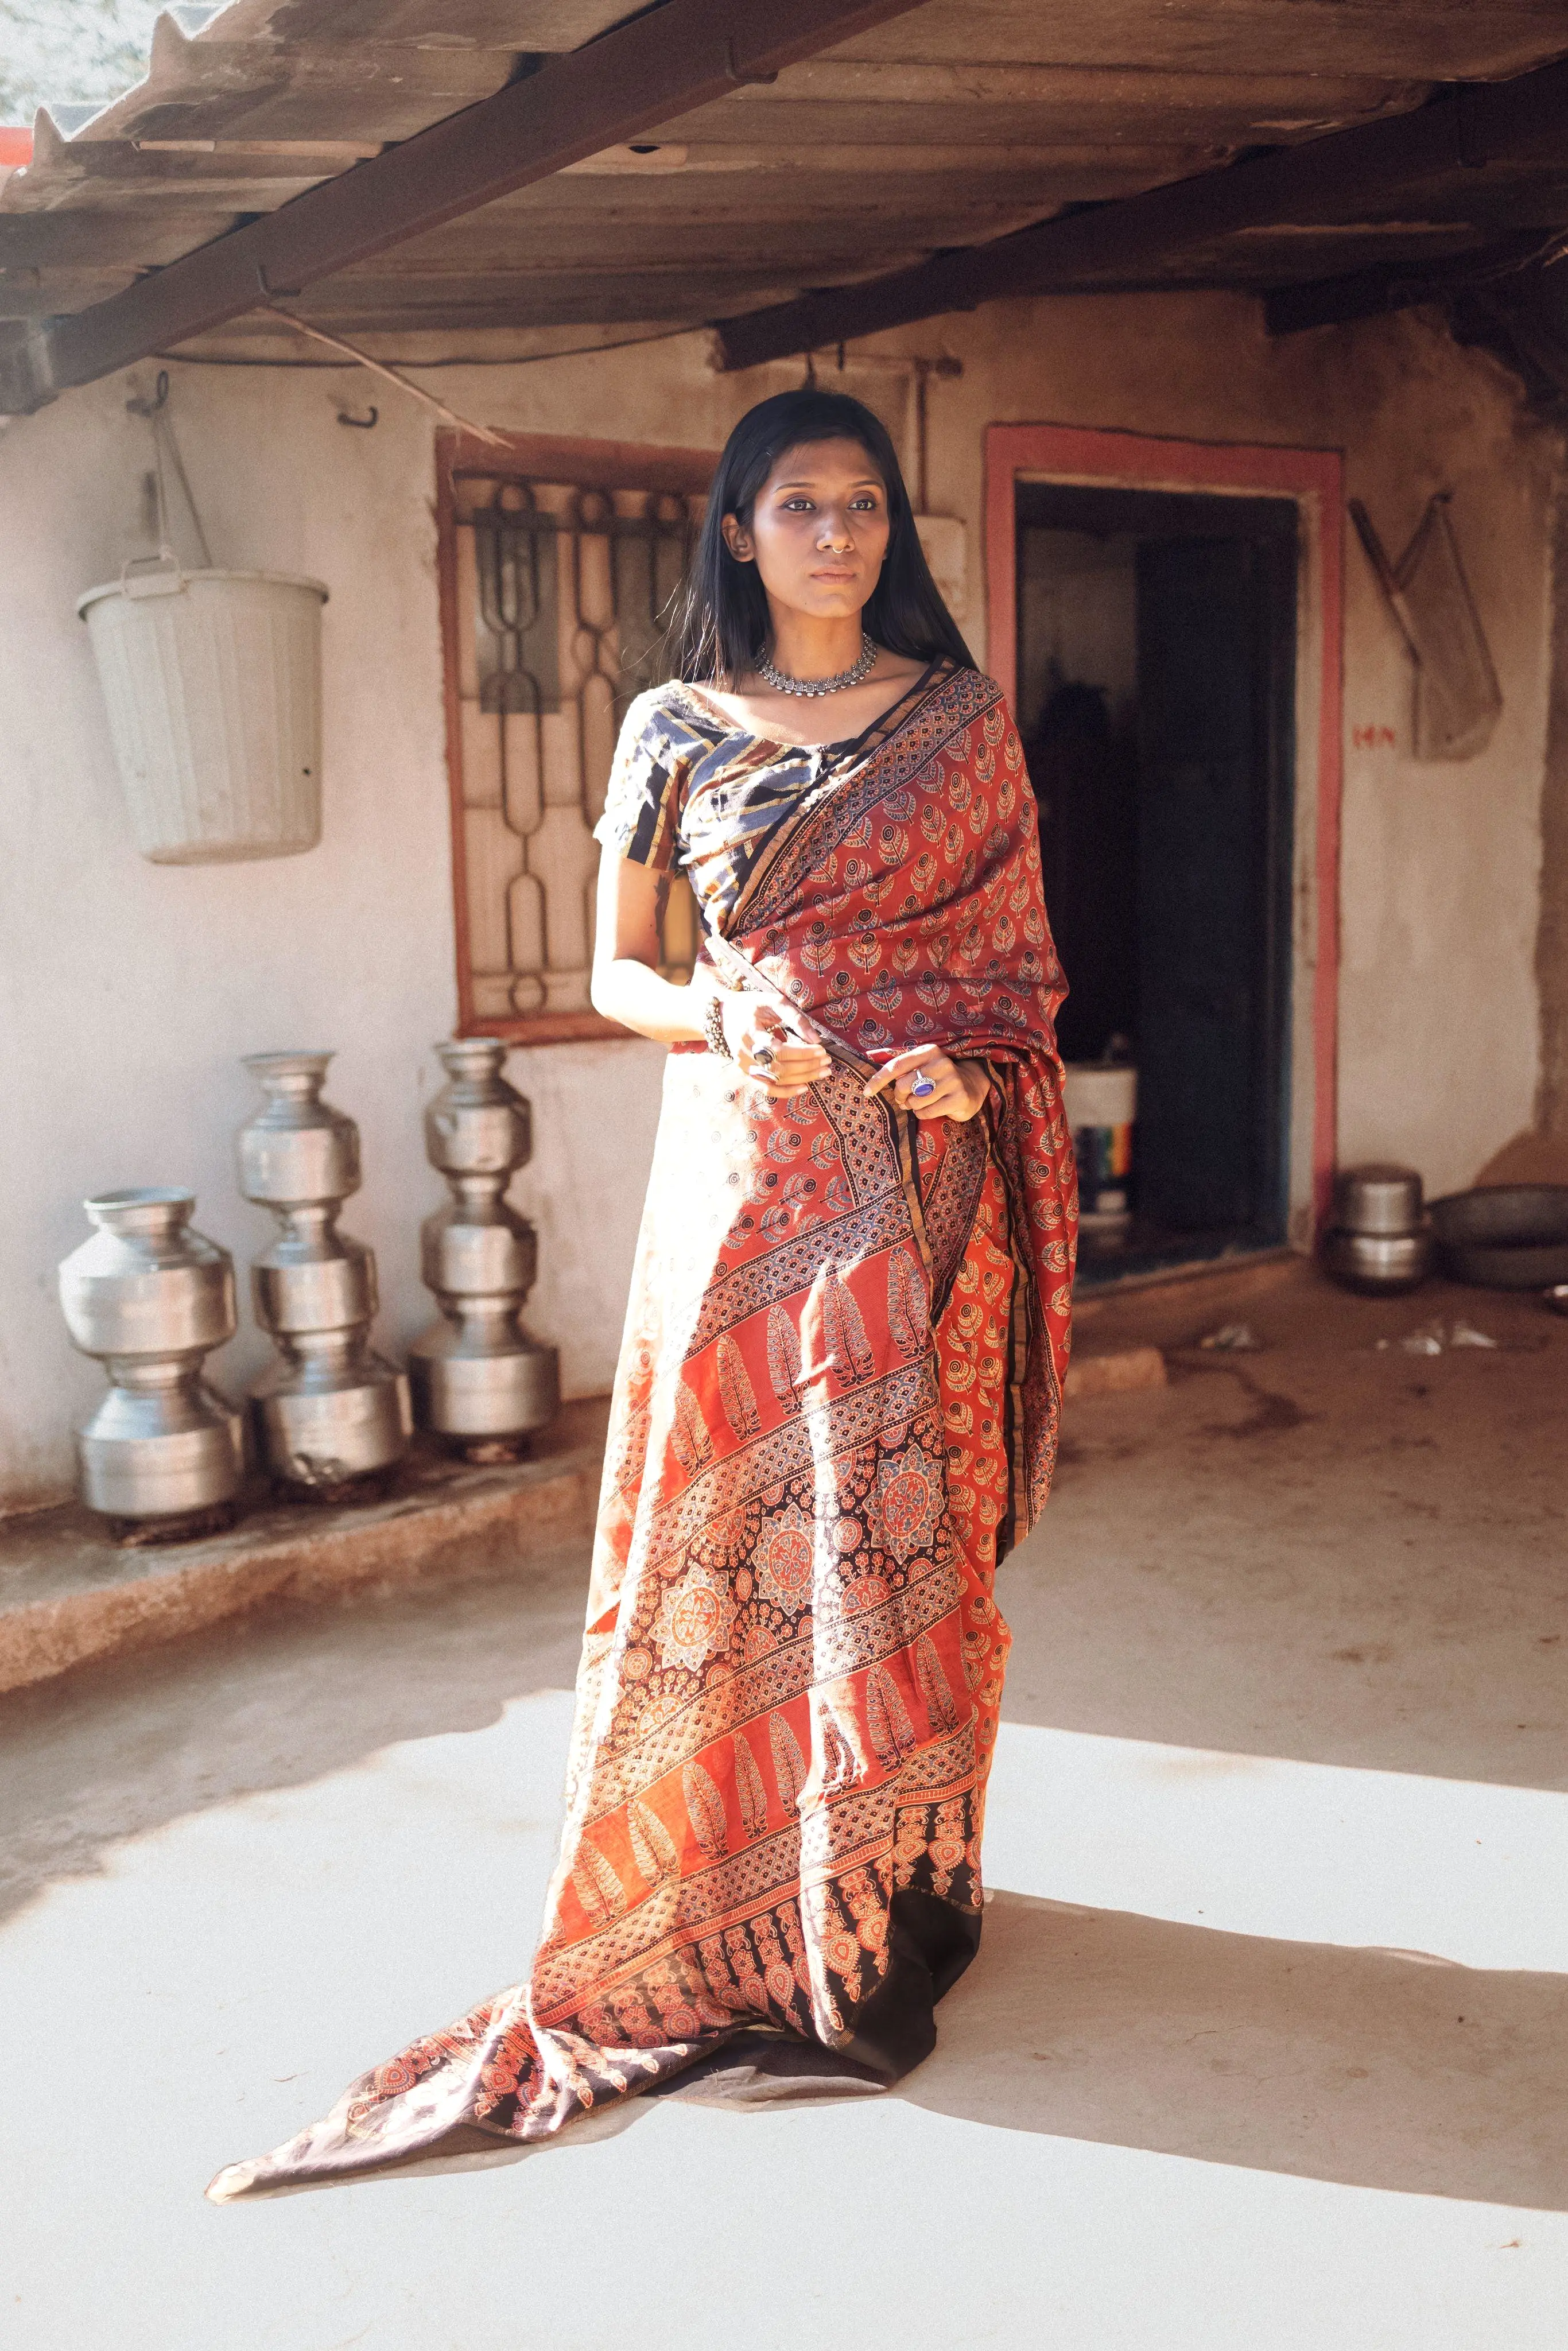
<box><xmin>666</xmin><ymin>387</ymin><xmax>976</xmax><ymax>685</ymax></box>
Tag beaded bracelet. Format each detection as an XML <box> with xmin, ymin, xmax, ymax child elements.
<box><xmin>703</xmin><ymin>994</ymin><xmax>732</xmax><ymax>1059</ymax></box>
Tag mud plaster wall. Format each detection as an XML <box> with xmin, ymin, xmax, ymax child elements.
<box><xmin>865</xmin><ymin>294</ymin><xmax>1558</xmax><ymax>1213</ymax></box>
<box><xmin>0</xmin><ymin>292</ymin><xmax>1556</xmax><ymax>1506</ymax></box>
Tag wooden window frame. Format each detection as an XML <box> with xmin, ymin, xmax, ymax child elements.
<box><xmin>984</xmin><ymin>421</ymin><xmax>1345</xmax><ymax>1239</ymax></box>
<box><xmin>436</xmin><ymin>426</ymin><xmax>718</xmax><ymax>1045</ymax></box>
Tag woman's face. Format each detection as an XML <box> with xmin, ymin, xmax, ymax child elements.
<box><xmin>722</xmin><ymin>436</ymin><xmax>891</xmax><ymax>622</ymax></box>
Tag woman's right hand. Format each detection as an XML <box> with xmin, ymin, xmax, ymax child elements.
<box><xmin>712</xmin><ymin>992</ymin><xmax>833</xmax><ymax>1100</ymax></box>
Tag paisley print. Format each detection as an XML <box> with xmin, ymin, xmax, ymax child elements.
<box><xmin>716</xmin><ymin>1331</ymin><xmax>762</xmax><ymax>1441</ymax></box>
<box><xmin>770</xmin><ymin>1708</ymin><xmax>809</xmax><ymax>1814</ymax></box>
<box><xmin>865</xmin><ymin>1662</ymin><xmax>920</xmax><ymax>1771</ymax></box>
<box><xmin>682</xmin><ymin>1759</ymin><xmax>729</xmax><ymax>1863</ymax></box>
<box><xmin>765</xmin><ymin>1301</ymin><xmax>804</xmax><ymax>1410</ymax></box>
<box><xmin>209</xmin><ymin>664</ymin><xmax>1075</xmax><ymax>2202</ymax></box>
<box><xmin>821</xmin><ymin>1264</ymin><xmax>875</xmax><ymax>1385</ymax></box>
<box><xmin>573</xmin><ymin>1841</ymin><xmax>628</xmax><ymax>1929</ymax></box>
<box><xmin>628</xmin><ymin>1798</ymin><xmax>680</xmax><ymax>1886</ymax></box>
<box><xmin>733</xmin><ymin>1733</ymin><xmax>771</xmax><ymax>1842</ymax></box>
<box><xmin>886</xmin><ymin>1245</ymin><xmax>928</xmax><ymax>1356</ymax></box>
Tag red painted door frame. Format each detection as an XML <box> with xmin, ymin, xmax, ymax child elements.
<box><xmin>984</xmin><ymin>421</ymin><xmax>1344</xmax><ymax>1236</ymax></box>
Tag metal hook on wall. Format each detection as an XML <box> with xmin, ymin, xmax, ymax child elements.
<box><xmin>125</xmin><ymin>367</ymin><xmax>170</xmax><ymax>421</ymax></box>
<box><xmin>336</xmin><ymin>404</ymin><xmax>378</xmax><ymax>430</ymax></box>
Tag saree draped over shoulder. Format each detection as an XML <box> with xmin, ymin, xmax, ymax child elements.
<box><xmin>209</xmin><ymin>663</ymin><xmax>1076</xmax><ymax>2201</ymax></box>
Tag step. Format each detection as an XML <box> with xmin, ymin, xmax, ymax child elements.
<box><xmin>0</xmin><ymin>1397</ymin><xmax>608</xmax><ymax>1697</ymax></box>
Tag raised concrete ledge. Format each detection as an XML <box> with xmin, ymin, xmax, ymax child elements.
<box><xmin>0</xmin><ymin>1398</ymin><xmax>608</xmax><ymax>1697</ymax></box>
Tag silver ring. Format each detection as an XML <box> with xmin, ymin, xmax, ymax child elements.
<box><xmin>752</xmin><ymin>1045</ymin><xmax>775</xmax><ymax>1068</ymax></box>
<box><xmin>910</xmin><ymin>1073</ymin><xmax>937</xmax><ymax>1099</ymax></box>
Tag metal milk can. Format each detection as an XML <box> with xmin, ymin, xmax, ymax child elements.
<box><xmin>57</xmin><ymin>1187</ymin><xmax>242</xmax><ymax>1527</ymax></box>
<box><xmin>407</xmin><ymin>1039</ymin><xmax>559</xmax><ymax>1457</ymax></box>
<box><xmin>236</xmin><ymin>1051</ymin><xmax>410</xmax><ymax>1499</ymax></box>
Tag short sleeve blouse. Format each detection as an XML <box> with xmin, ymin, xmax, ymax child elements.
<box><xmin>593</xmin><ymin>682</ymin><xmax>848</xmax><ymax>928</ymax></box>
<box><xmin>594</xmin><ymin>667</ymin><xmax>950</xmax><ymax>930</ymax></box>
<box><xmin>593</xmin><ymin>685</ymin><xmax>700</xmax><ymax>878</ymax></box>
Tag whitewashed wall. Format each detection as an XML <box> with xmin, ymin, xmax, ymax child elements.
<box><xmin>0</xmin><ymin>293</ymin><xmax>1557</xmax><ymax>1507</ymax></box>
<box><xmin>0</xmin><ymin>366</ymin><xmax>681</xmax><ymax>1512</ymax></box>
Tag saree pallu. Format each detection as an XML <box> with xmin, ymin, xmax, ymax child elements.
<box><xmin>209</xmin><ymin>665</ymin><xmax>1075</xmax><ymax>2200</ymax></box>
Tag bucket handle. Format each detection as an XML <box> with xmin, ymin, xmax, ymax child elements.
<box><xmin>120</xmin><ymin>545</ymin><xmax>188</xmax><ymax>600</ymax></box>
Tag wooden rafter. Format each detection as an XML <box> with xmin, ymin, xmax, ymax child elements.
<box><xmin>709</xmin><ymin>55</ymin><xmax>1568</xmax><ymax>370</ymax></box>
<box><xmin>1263</xmin><ymin>232</ymin><xmax>1567</xmax><ymax>337</ymax></box>
<box><xmin>0</xmin><ymin>0</ymin><xmax>930</xmax><ymax>413</ymax></box>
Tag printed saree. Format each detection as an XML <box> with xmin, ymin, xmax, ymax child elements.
<box><xmin>208</xmin><ymin>662</ymin><xmax>1076</xmax><ymax>2201</ymax></box>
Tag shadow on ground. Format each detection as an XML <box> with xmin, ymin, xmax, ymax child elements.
<box><xmin>204</xmin><ymin>1886</ymin><xmax>1568</xmax><ymax>2216</ymax></box>
<box><xmin>0</xmin><ymin>1547</ymin><xmax>589</xmax><ymax>1926</ymax></box>
<box><xmin>901</xmin><ymin>1890</ymin><xmax>1568</xmax><ymax>2210</ymax></box>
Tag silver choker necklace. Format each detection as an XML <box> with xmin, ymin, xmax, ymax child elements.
<box><xmin>756</xmin><ymin>634</ymin><xmax>878</xmax><ymax>698</ymax></box>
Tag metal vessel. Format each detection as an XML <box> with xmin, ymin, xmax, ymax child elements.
<box><xmin>1322</xmin><ymin>1159</ymin><xmax>1433</xmax><ymax>1293</ymax></box>
<box><xmin>1333</xmin><ymin>1162</ymin><xmax>1425</xmax><ymax>1237</ymax></box>
<box><xmin>1321</xmin><ymin>1226</ymin><xmax>1434</xmax><ymax>1294</ymax></box>
<box><xmin>1429</xmin><ymin>1184</ymin><xmax>1568</xmax><ymax>1290</ymax></box>
<box><xmin>408</xmin><ymin>1039</ymin><xmax>559</xmax><ymax>1458</ymax></box>
<box><xmin>236</xmin><ymin>1052</ymin><xmax>409</xmax><ymax>1499</ymax></box>
<box><xmin>57</xmin><ymin>1187</ymin><xmax>242</xmax><ymax>1530</ymax></box>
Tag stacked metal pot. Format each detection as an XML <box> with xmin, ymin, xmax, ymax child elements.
<box><xmin>56</xmin><ymin>1038</ymin><xmax>558</xmax><ymax>1539</ymax></box>
<box><xmin>1321</xmin><ymin>1162</ymin><xmax>1434</xmax><ymax>1294</ymax></box>
<box><xmin>236</xmin><ymin>1050</ymin><xmax>411</xmax><ymax>1501</ymax></box>
<box><xmin>57</xmin><ymin>1188</ymin><xmax>243</xmax><ymax>1536</ymax></box>
<box><xmin>408</xmin><ymin>1040</ymin><xmax>558</xmax><ymax>1462</ymax></box>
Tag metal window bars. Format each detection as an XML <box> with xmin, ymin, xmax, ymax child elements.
<box><xmin>450</xmin><ymin>469</ymin><xmax>704</xmax><ymax>1034</ymax></box>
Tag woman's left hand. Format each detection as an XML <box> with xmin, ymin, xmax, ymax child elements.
<box><xmin>863</xmin><ymin>1046</ymin><xmax>991</xmax><ymax>1122</ymax></box>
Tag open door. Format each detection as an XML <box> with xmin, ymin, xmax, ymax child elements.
<box><xmin>1136</xmin><ymin>532</ymin><xmax>1295</xmax><ymax>1236</ymax></box>
<box><xmin>1016</xmin><ymin>482</ymin><xmax>1297</xmax><ymax>1277</ymax></box>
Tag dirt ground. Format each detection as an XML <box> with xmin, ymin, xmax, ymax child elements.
<box><xmin>3</xmin><ymin>1256</ymin><xmax>1565</xmax><ymax>2349</ymax></box>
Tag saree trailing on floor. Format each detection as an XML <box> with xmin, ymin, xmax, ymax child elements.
<box><xmin>210</xmin><ymin>664</ymin><xmax>1076</xmax><ymax>2199</ymax></box>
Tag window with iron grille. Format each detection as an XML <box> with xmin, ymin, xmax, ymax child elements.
<box><xmin>438</xmin><ymin>432</ymin><xmax>713</xmax><ymax>1043</ymax></box>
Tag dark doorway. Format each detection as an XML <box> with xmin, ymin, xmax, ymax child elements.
<box><xmin>1017</xmin><ymin>482</ymin><xmax>1297</xmax><ymax>1281</ymax></box>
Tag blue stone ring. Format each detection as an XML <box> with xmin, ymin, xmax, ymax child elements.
<box><xmin>910</xmin><ymin>1072</ymin><xmax>937</xmax><ymax>1100</ymax></box>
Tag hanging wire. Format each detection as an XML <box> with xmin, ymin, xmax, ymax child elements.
<box><xmin>125</xmin><ymin>368</ymin><xmax>214</xmax><ymax>567</ymax></box>
<box><xmin>153</xmin><ymin>323</ymin><xmax>700</xmax><ymax>371</ymax></box>
<box><xmin>255</xmin><ymin>306</ymin><xmax>512</xmax><ymax>446</ymax></box>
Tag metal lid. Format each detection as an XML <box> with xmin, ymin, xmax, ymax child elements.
<box><xmin>1333</xmin><ymin>1162</ymin><xmax>1423</xmax><ymax>1234</ymax></box>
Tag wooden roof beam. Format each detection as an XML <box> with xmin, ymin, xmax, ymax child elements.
<box><xmin>1262</xmin><ymin>232</ymin><xmax>1558</xmax><ymax>338</ymax></box>
<box><xmin>0</xmin><ymin>0</ymin><xmax>929</xmax><ymax>413</ymax></box>
<box><xmin>709</xmin><ymin>56</ymin><xmax>1568</xmax><ymax>370</ymax></box>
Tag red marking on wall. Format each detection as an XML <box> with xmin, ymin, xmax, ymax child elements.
<box><xmin>1352</xmin><ymin>724</ymin><xmax>1397</xmax><ymax>749</ymax></box>
<box><xmin>984</xmin><ymin>420</ymin><xmax>1345</xmax><ymax>1238</ymax></box>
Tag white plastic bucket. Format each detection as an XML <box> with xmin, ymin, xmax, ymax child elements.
<box><xmin>77</xmin><ymin>557</ymin><xmax>328</xmax><ymax>864</ymax></box>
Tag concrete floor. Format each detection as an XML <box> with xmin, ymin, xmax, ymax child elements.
<box><xmin>4</xmin><ymin>1262</ymin><xmax>1566</xmax><ymax>2349</ymax></box>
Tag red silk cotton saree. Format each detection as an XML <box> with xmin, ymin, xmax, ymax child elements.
<box><xmin>209</xmin><ymin>661</ymin><xmax>1076</xmax><ymax>2201</ymax></box>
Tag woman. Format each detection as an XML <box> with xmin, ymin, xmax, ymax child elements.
<box><xmin>209</xmin><ymin>389</ymin><xmax>1075</xmax><ymax>2201</ymax></box>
